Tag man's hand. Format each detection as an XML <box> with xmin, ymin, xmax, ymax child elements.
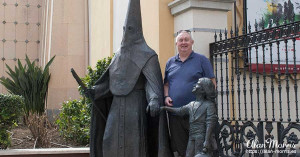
<box><xmin>164</xmin><ymin>96</ymin><xmax>173</xmax><ymax>106</ymax></box>
<box><xmin>85</xmin><ymin>88</ymin><xmax>95</xmax><ymax>100</ymax></box>
<box><xmin>146</xmin><ymin>102</ymin><xmax>159</xmax><ymax>117</ymax></box>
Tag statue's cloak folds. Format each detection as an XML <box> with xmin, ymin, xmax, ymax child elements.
<box><xmin>89</xmin><ymin>44</ymin><xmax>173</xmax><ymax>157</ymax></box>
<box><xmin>89</xmin><ymin>0</ymin><xmax>172</xmax><ymax>156</ymax></box>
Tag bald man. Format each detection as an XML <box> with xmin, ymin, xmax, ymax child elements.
<box><xmin>163</xmin><ymin>30</ymin><xmax>216</xmax><ymax>157</ymax></box>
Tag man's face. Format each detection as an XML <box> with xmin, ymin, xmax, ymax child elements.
<box><xmin>176</xmin><ymin>32</ymin><xmax>194</xmax><ymax>54</ymax></box>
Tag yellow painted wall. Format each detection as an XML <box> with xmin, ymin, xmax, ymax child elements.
<box><xmin>159</xmin><ymin>0</ymin><xmax>174</xmax><ymax>75</ymax></box>
<box><xmin>90</xmin><ymin>0</ymin><xmax>174</xmax><ymax>73</ymax></box>
<box><xmin>90</xmin><ymin>0</ymin><xmax>113</xmax><ymax>67</ymax></box>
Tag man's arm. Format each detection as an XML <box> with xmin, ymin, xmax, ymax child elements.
<box><xmin>164</xmin><ymin>82</ymin><xmax>173</xmax><ymax>106</ymax></box>
<box><xmin>211</xmin><ymin>78</ymin><xmax>216</xmax><ymax>89</ymax></box>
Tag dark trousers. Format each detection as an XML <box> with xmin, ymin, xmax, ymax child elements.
<box><xmin>169</xmin><ymin>114</ymin><xmax>189</xmax><ymax>157</ymax></box>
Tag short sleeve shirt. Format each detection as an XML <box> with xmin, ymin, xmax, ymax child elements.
<box><xmin>164</xmin><ymin>51</ymin><xmax>215</xmax><ymax>108</ymax></box>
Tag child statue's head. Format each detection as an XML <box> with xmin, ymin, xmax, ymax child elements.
<box><xmin>192</xmin><ymin>78</ymin><xmax>216</xmax><ymax>101</ymax></box>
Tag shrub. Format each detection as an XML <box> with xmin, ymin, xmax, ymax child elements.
<box><xmin>56</xmin><ymin>56</ymin><xmax>112</xmax><ymax>145</ymax></box>
<box><xmin>80</xmin><ymin>56</ymin><xmax>112</xmax><ymax>109</ymax></box>
<box><xmin>56</xmin><ymin>99</ymin><xmax>90</xmax><ymax>145</ymax></box>
<box><xmin>0</xmin><ymin>55</ymin><xmax>55</xmax><ymax>148</ymax></box>
<box><xmin>0</xmin><ymin>94</ymin><xmax>24</xmax><ymax>149</ymax></box>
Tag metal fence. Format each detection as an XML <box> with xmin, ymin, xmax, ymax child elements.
<box><xmin>210</xmin><ymin>18</ymin><xmax>300</xmax><ymax>157</ymax></box>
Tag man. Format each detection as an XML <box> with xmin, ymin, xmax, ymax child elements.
<box><xmin>164</xmin><ymin>30</ymin><xmax>216</xmax><ymax>157</ymax></box>
<box><xmin>84</xmin><ymin>0</ymin><xmax>172</xmax><ymax>156</ymax></box>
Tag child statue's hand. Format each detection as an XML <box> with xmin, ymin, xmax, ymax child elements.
<box><xmin>160</xmin><ymin>106</ymin><xmax>166</xmax><ymax>112</ymax></box>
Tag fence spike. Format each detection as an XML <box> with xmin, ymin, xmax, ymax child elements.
<box><xmin>219</xmin><ymin>30</ymin><xmax>222</xmax><ymax>40</ymax></box>
<box><xmin>214</xmin><ymin>31</ymin><xmax>217</xmax><ymax>42</ymax></box>
<box><xmin>225</xmin><ymin>28</ymin><xmax>228</xmax><ymax>39</ymax></box>
<box><xmin>275</xmin><ymin>15</ymin><xmax>280</xmax><ymax>26</ymax></box>
<box><xmin>242</xmin><ymin>26</ymin><xmax>245</xmax><ymax>35</ymax></box>
<box><xmin>230</xmin><ymin>26</ymin><xmax>233</xmax><ymax>38</ymax></box>
<box><xmin>262</xmin><ymin>17</ymin><xmax>265</xmax><ymax>29</ymax></box>
<box><xmin>236</xmin><ymin>25</ymin><xmax>239</xmax><ymax>37</ymax></box>
<box><xmin>284</xmin><ymin>14</ymin><xmax>287</xmax><ymax>24</ymax></box>
<box><xmin>248</xmin><ymin>21</ymin><xmax>251</xmax><ymax>33</ymax></box>
<box><xmin>255</xmin><ymin>19</ymin><xmax>258</xmax><ymax>31</ymax></box>
<box><xmin>292</xmin><ymin>12</ymin><xmax>295</xmax><ymax>23</ymax></box>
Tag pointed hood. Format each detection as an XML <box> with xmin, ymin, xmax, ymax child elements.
<box><xmin>121</xmin><ymin>0</ymin><xmax>145</xmax><ymax>46</ymax></box>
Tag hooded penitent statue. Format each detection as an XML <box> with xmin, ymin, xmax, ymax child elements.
<box><xmin>86</xmin><ymin>0</ymin><xmax>173</xmax><ymax>157</ymax></box>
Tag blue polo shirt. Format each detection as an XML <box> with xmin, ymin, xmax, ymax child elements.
<box><xmin>164</xmin><ymin>51</ymin><xmax>215</xmax><ymax>108</ymax></box>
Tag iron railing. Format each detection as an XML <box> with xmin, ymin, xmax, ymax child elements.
<box><xmin>210</xmin><ymin>18</ymin><xmax>300</xmax><ymax>157</ymax></box>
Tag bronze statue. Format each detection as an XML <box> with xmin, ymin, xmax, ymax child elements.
<box><xmin>161</xmin><ymin>78</ymin><xmax>218</xmax><ymax>157</ymax></box>
<box><xmin>81</xmin><ymin>0</ymin><xmax>173</xmax><ymax>157</ymax></box>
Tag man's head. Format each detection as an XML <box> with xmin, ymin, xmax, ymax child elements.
<box><xmin>192</xmin><ymin>78</ymin><xmax>216</xmax><ymax>101</ymax></box>
<box><xmin>175</xmin><ymin>30</ymin><xmax>194</xmax><ymax>54</ymax></box>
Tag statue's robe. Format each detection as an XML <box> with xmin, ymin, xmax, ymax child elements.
<box><xmin>89</xmin><ymin>42</ymin><xmax>172</xmax><ymax>157</ymax></box>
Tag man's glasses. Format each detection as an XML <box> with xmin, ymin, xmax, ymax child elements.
<box><xmin>177</xmin><ymin>29</ymin><xmax>191</xmax><ymax>35</ymax></box>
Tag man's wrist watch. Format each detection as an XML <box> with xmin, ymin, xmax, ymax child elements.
<box><xmin>164</xmin><ymin>96</ymin><xmax>170</xmax><ymax>99</ymax></box>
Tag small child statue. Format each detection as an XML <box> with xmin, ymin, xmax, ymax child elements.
<box><xmin>161</xmin><ymin>78</ymin><xmax>218</xmax><ymax>157</ymax></box>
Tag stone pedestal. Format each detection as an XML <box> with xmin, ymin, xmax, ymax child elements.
<box><xmin>168</xmin><ymin>0</ymin><xmax>235</xmax><ymax>57</ymax></box>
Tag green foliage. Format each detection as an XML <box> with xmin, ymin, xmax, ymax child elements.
<box><xmin>80</xmin><ymin>56</ymin><xmax>112</xmax><ymax>94</ymax></box>
<box><xmin>0</xmin><ymin>55</ymin><xmax>55</xmax><ymax>115</ymax></box>
<box><xmin>0</xmin><ymin>94</ymin><xmax>24</xmax><ymax>149</ymax></box>
<box><xmin>56</xmin><ymin>99</ymin><xmax>90</xmax><ymax>145</ymax></box>
<box><xmin>79</xmin><ymin>56</ymin><xmax>112</xmax><ymax>109</ymax></box>
<box><xmin>56</xmin><ymin>56</ymin><xmax>112</xmax><ymax>145</ymax></box>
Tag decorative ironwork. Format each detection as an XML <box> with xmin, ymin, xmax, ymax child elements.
<box><xmin>210</xmin><ymin>20</ymin><xmax>300</xmax><ymax>156</ymax></box>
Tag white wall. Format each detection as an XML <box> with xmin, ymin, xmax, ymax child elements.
<box><xmin>113</xmin><ymin>0</ymin><xmax>129</xmax><ymax>53</ymax></box>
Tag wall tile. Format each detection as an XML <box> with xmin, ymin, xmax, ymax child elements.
<box><xmin>0</xmin><ymin>4</ymin><xmax>4</xmax><ymax>21</ymax></box>
<box><xmin>5</xmin><ymin>0</ymin><xmax>16</xmax><ymax>5</ymax></box>
<box><xmin>68</xmin><ymin>24</ymin><xmax>84</xmax><ymax>55</ymax></box>
<box><xmin>26</xmin><ymin>42</ymin><xmax>38</xmax><ymax>59</ymax></box>
<box><xmin>16</xmin><ymin>6</ymin><xmax>27</xmax><ymax>23</ymax></box>
<box><xmin>66</xmin><ymin>0</ymin><xmax>85</xmax><ymax>24</ymax></box>
<box><xmin>16</xmin><ymin>42</ymin><xmax>26</xmax><ymax>59</ymax></box>
<box><xmin>28</xmin><ymin>0</ymin><xmax>39</xmax><ymax>6</ymax></box>
<box><xmin>47</xmin><ymin>87</ymin><xmax>67</xmax><ymax>109</ymax></box>
<box><xmin>4</xmin><ymin>23</ymin><xmax>15</xmax><ymax>40</ymax></box>
<box><xmin>5</xmin><ymin>5</ymin><xmax>16</xmax><ymax>22</ymax></box>
<box><xmin>27</xmin><ymin>6</ymin><xmax>38</xmax><ymax>23</ymax></box>
<box><xmin>0</xmin><ymin>23</ymin><xmax>4</xmax><ymax>40</ymax></box>
<box><xmin>0</xmin><ymin>42</ymin><xmax>3</xmax><ymax>58</ymax></box>
<box><xmin>48</xmin><ymin>55</ymin><xmax>68</xmax><ymax>88</ymax></box>
<box><xmin>51</xmin><ymin>23</ymin><xmax>68</xmax><ymax>56</ymax></box>
<box><xmin>3</xmin><ymin>41</ymin><xmax>15</xmax><ymax>59</ymax></box>
<box><xmin>16</xmin><ymin>0</ymin><xmax>27</xmax><ymax>5</ymax></box>
<box><xmin>16</xmin><ymin>23</ymin><xmax>27</xmax><ymax>41</ymax></box>
<box><xmin>27</xmin><ymin>24</ymin><xmax>38</xmax><ymax>41</ymax></box>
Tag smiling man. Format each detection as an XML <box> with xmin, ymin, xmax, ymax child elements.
<box><xmin>163</xmin><ymin>30</ymin><xmax>216</xmax><ymax>157</ymax></box>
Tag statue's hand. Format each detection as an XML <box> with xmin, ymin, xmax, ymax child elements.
<box><xmin>160</xmin><ymin>106</ymin><xmax>166</xmax><ymax>112</ymax></box>
<box><xmin>85</xmin><ymin>88</ymin><xmax>95</xmax><ymax>100</ymax></box>
<box><xmin>146</xmin><ymin>102</ymin><xmax>159</xmax><ymax>117</ymax></box>
<box><xmin>203</xmin><ymin>140</ymin><xmax>211</xmax><ymax>151</ymax></box>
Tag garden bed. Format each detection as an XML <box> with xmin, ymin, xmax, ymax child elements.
<box><xmin>0</xmin><ymin>125</ymin><xmax>89</xmax><ymax>157</ymax></box>
<box><xmin>8</xmin><ymin>125</ymin><xmax>87</xmax><ymax>149</ymax></box>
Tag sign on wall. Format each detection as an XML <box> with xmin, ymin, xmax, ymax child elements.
<box><xmin>247</xmin><ymin>0</ymin><xmax>300</xmax><ymax>73</ymax></box>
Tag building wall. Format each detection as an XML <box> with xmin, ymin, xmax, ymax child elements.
<box><xmin>90</xmin><ymin>0</ymin><xmax>112</xmax><ymax>67</ymax></box>
<box><xmin>0</xmin><ymin>0</ymin><xmax>44</xmax><ymax>93</ymax></box>
<box><xmin>46</xmin><ymin>0</ymin><xmax>88</xmax><ymax>110</ymax></box>
<box><xmin>90</xmin><ymin>0</ymin><xmax>174</xmax><ymax>73</ymax></box>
